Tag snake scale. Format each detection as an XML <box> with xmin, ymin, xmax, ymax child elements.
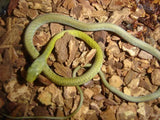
<box><xmin>1</xmin><ymin>13</ymin><xmax>160</xmax><ymax>119</ymax></box>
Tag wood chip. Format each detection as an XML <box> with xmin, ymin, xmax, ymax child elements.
<box><xmin>0</xmin><ymin>64</ymin><xmax>12</xmax><ymax>82</ymax></box>
<box><xmin>138</xmin><ymin>50</ymin><xmax>153</xmax><ymax>60</ymax></box>
<box><xmin>109</xmin><ymin>75</ymin><xmax>123</xmax><ymax>88</ymax></box>
<box><xmin>120</xmin><ymin>42</ymin><xmax>139</xmax><ymax>57</ymax></box>
<box><xmin>3</xmin><ymin>79</ymin><xmax>31</xmax><ymax>103</ymax></box>
<box><xmin>137</xmin><ymin>103</ymin><xmax>153</xmax><ymax>119</ymax></box>
<box><xmin>38</xmin><ymin>84</ymin><xmax>64</xmax><ymax>106</ymax></box>
<box><xmin>117</xmin><ymin>103</ymin><xmax>137</xmax><ymax>120</ymax></box>
<box><xmin>66</xmin><ymin>37</ymin><xmax>79</xmax><ymax>66</ymax></box>
<box><xmin>151</xmin><ymin>69</ymin><xmax>160</xmax><ymax>86</ymax></box>
<box><xmin>100</xmin><ymin>107</ymin><xmax>116</xmax><ymax>120</ymax></box>
<box><xmin>53</xmin><ymin>62</ymin><xmax>72</xmax><ymax>77</ymax></box>
<box><xmin>84</xmin><ymin>88</ymin><xmax>94</xmax><ymax>99</ymax></box>
<box><xmin>63</xmin><ymin>86</ymin><xmax>77</xmax><ymax>99</ymax></box>
<box><xmin>107</xmin><ymin>8</ymin><xmax>132</xmax><ymax>25</ymax></box>
<box><xmin>124</xmin><ymin>70</ymin><xmax>138</xmax><ymax>85</ymax></box>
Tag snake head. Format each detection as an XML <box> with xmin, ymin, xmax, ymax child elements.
<box><xmin>26</xmin><ymin>57</ymin><xmax>45</xmax><ymax>82</ymax></box>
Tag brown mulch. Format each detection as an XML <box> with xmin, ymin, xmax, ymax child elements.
<box><xmin>0</xmin><ymin>0</ymin><xmax>160</xmax><ymax>120</ymax></box>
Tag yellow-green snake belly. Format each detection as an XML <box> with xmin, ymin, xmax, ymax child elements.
<box><xmin>24</xmin><ymin>13</ymin><xmax>160</xmax><ymax>103</ymax></box>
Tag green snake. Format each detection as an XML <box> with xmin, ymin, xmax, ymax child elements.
<box><xmin>1</xmin><ymin>13</ymin><xmax>160</xmax><ymax>119</ymax></box>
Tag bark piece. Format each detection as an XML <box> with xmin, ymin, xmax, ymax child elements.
<box><xmin>66</xmin><ymin>37</ymin><xmax>79</xmax><ymax>66</ymax></box>
<box><xmin>50</xmin><ymin>23</ymin><xmax>64</xmax><ymax>36</ymax></box>
<box><xmin>138</xmin><ymin>50</ymin><xmax>153</xmax><ymax>60</ymax></box>
<box><xmin>117</xmin><ymin>103</ymin><xmax>137</xmax><ymax>120</ymax></box>
<box><xmin>137</xmin><ymin>103</ymin><xmax>153</xmax><ymax>119</ymax></box>
<box><xmin>38</xmin><ymin>74</ymin><xmax>52</xmax><ymax>86</ymax></box>
<box><xmin>56</xmin><ymin>107</ymin><xmax>65</xmax><ymax>118</ymax></box>
<box><xmin>63</xmin><ymin>86</ymin><xmax>77</xmax><ymax>99</ymax></box>
<box><xmin>0</xmin><ymin>91</ymin><xmax>5</xmax><ymax>109</ymax></box>
<box><xmin>92</xmin><ymin>94</ymin><xmax>106</xmax><ymax>101</ymax></box>
<box><xmin>55</xmin><ymin>33</ymin><xmax>70</xmax><ymax>63</ymax></box>
<box><xmin>72</xmin><ymin>100</ymin><xmax>88</xmax><ymax>119</ymax></box>
<box><xmin>90</xmin><ymin>102</ymin><xmax>101</xmax><ymax>113</ymax></box>
<box><xmin>0</xmin><ymin>25</ymin><xmax>24</xmax><ymax>46</ymax></box>
<box><xmin>91</xmin><ymin>85</ymin><xmax>102</xmax><ymax>95</ymax></box>
<box><xmin>123</xmin><ymin>59</ymin><xmax>132</xmax><ymax>69</ymax></box>
<box><xmin>120</xmin><ymin>42</ymin><xmax>139</xmax><ymax>57</ymax></box>
<box><xmin>150</xmin><ymin>27</ymin><xmax>160</xmax><ymax>41</ymax></box>
<box><xmin>38</xmin><ymin>84</ymin><xmax>64</xmax><ymax>106</ymax></box>
<box><xmin>107</xmin><ymin>8</ymin><xmax>132</xmax><ymax>25</ymax></box>
<box><xmin>33</xmin><ymin>106</ymin><xmax>50</xmax><ymax>118</ymax></box>
<box><xmin>0</xmin><ymin>26</ymin><xmax>6</xmax><ymax>37</ymax></box>
<box><xmin>130</xmin><ymin>5</ymin><xmax>146</xmax><ymax>20</ymax></box>
<box><xmin>72</xmin><ymin>48</ymin><xmax>96</xmax><ymax>68</ymax></box>
<box><xmin>100</xmin><ymin>107</ymin><xmax>116</xmax><ymax>120</ymax></box>
<box><xmin>128</xmin><ymin>78</ymin><xmax>140</xmax><ymax>89</ymax></box>
<box><xmin>33</xmin><ymin>27</ymin><xmax>51</xmax><ymax>48</ymax></box>
<box><xmin>53</xmin><ymin>62</ymin><xmax>72</xmax><ymax>78</ymax></box>
<box><xmin>85</xmin><ymin>49</ymin><xmax>96</xmax><ymax>65</ymax></box>
<box><xmin>139</xmin><ymin>77</ymin><xmax>158</xmax><ymax>92</ymax></box>
<box><xmin>124</xmin><ymin>70</ymin><xmax>138</xmax><ymax>85</ymax></box>
<box><xmin>9</xmin><ymin>104</ymin><xmax>26</xmax><ymax>118</ymax></box>
<box><xmin>28</xmin><ymin>0</ymin><xmax>52</xmax><ymax>12</ymax></box>
<box><xmin>0</xmin><ymin>64</ymin><xmax>12</xmax><ymax>82</ymax></box>
<box><xmin>13</xmin><ymin>0</ymin><xmax>38</xmax><ymax>19</ymax></box>
<box><xmin>108</xmin><ymin>0</ymin><xmax>130</xmax><ymax>10</ymax></box>
<box><xmin>63</xmin><ymin>0</ymin><xmax>77</xmax><ymax>10</ymax></box>
<box><xmin>109</xmin><ymin>75</ymin><xmax>123</xmax><ymax>88</ymax></box>
<box><xmin>151</xmin><ymin>69</ymin><xmax>160</xmax><ymax>86</ymax></box>
<box><xmin>106</xmin><ymin>40</ymin><xmax>120</xmax><ymax>60</ymax></box>
<box><xmin>84</xmin><ymin>88</ymin><xmax>94</xmax><ymax>99</ymax></box>
<box><xmin>124</xmin><ymin>86</ymin><xmax>150</xmax><ymax>97</ymax></box>
<box><xmin>86</xmin><ymin>110</ymin><xmax>98</xmax><ymax>120</ymax></box>
<box><xmin>132</xmin><ymin>58</ymin><xmax>150</xmax><ymax>72</ymax></box>
<box><xmin>4</xmin><ymin>79</ymin><xmax>31</xmax><ymax>103</ymax></box>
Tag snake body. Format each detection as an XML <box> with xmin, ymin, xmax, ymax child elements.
<box><xmin>24</xmin><ymin>13</ymin><xmax>160</xmax><ymax>102</ymax></box>
<box><xmin>26</xmin><ymin>30</ymin><xmax>103</xmax><ymax>86</ymax></box>
<box><xmin>1</xmin><ymin>13</ymin><xmax>160</xmax><ymax>119</ymax></box>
